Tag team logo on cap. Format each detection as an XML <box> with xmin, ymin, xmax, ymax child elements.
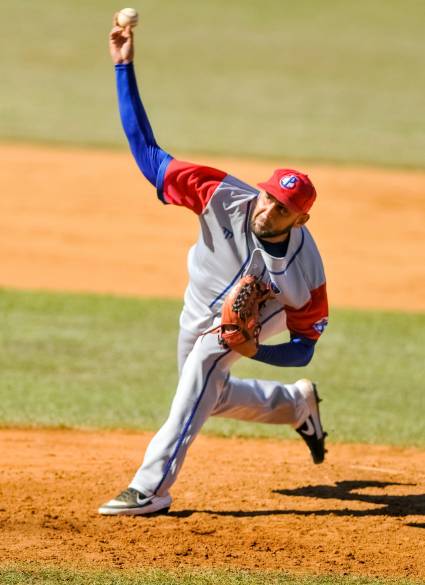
<box><xmin>280</xmin><ymin>175</ymin><xmax>298</xmax><ymax>190</ymax></box>
<box><xmin>313</xmin><ymin>317</ymin><xmax>329</xmax><ymax>334</ymax></box>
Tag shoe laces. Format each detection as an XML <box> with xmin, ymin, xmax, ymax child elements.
<box><xmin>116</xmin><ymin>487</ymin><xmax>140</xmax><ymax>502</ymax></box>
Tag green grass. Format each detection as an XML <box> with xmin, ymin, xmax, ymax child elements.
<box><xmin>0</xmin><ymin>0</ymin><xmax>424</xmax><ymax>168</ymax></box>
<box><xmin>0</xmin><ymin>566</ymin><xmax>422</xmax><ymax>585</ymax></box>
<box><xmin>0</xmin><ymin>288</ymin><xmax>424</xmax><ymax>446</ymax></box>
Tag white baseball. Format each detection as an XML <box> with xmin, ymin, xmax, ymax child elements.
<box><xmin>117</xmin><ymin>7</ymin><xmax>139</xmax><ymax>28</ymax></box>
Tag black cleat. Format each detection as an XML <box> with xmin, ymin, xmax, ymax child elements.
<box><xmin>295</xmin><ymin>379</ymin><xmax>327</xmax><ymax>464</ymax></box>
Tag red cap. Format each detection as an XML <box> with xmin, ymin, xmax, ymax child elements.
<box><xmin>257</xmin><ymin>168</ymin><xmax>317</xmax><ymax>213</ymax></box>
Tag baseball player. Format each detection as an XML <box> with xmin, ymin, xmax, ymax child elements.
<box><xmin>99</xmin><ymin>20</ymin><xmax>329</xmax><ymax>516</ymax></box>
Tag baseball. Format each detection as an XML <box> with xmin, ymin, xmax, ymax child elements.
<box><xmin>117</xmin><ymin>7</ymin><xmax>139</xmax><ymax>28</ymax></box>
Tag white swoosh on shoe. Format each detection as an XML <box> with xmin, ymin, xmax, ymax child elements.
<box><xmin>300</xmin><ymin>417</ymin><xmax>315</xmax><ymax>436</ymax></box>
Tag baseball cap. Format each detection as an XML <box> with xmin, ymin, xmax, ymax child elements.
<box><xmin>257</xmin><ymin>168</ymin><xmax>317</xmax><ymax>213</ymax></box>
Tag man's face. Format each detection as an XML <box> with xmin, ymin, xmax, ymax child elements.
<box><xmin>250</xmin><ymin>191</ymin><xmax>309</xmax><ymax>242</ymax></box>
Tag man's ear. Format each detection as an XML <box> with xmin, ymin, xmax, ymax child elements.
<box><xmin>294</xmin><ymin>213</ymin><xmax>310</xmax><ymax>227</ymax></box>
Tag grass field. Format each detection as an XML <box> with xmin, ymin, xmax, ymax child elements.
<box><xmin>1</xmin><ymin>288</ymin><xmax>424</xmax><ymax>446</ymax></box>
<box><xmin>1</xmin><ymin>567</ymin><xmax>422</xmax><ymax>585</ymax></box>
<box><xmin>1</xmin><ymin>0</ymin><xmax>424</xmax><ymax>168</ymax></box>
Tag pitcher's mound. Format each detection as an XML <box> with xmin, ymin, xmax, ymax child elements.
<box><xmin>1</xmin><ymin>429</ymin><xmax>424</xmax><ymax>579</ymax></box>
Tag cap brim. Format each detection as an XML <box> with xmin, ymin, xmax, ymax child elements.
<box><xmin>257</xmin><ymin>182</ymin><xmax>303</xmax><ymax>213</ymax></box>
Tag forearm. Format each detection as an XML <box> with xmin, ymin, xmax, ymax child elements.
<box><xmin>252</xmin><ymin>338</ymin><xmax>315</xmax><ymax>367</ymax></box>
<box><xmin>115</xmin><ymin>63</ymin><xmax>172</xmax><ymax>188</ymax></box>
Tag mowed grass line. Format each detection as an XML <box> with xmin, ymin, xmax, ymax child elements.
<box><xmin>0</xmin><ymin>566</ymin><xmax>422</xmax><ymax>585</ymax></box>
<box><xmin>0</xmin><ymin>0</ymin><xmax>424</xmax><ymax>168</ymax></box>
<box><xmin>0</xmin><ymin>288</ymin><xmax>424</xmax><ymax>446</ymax></box>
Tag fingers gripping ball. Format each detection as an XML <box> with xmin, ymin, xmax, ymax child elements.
<box><xmin>217</xmin><ymin>275</ymin><xmax>273</xmax><ymax>357</ymax></box>
<box><xmin>117</xmin><ymin>7</ymin><xmax>139</xmax><ymax>28</ymax></box>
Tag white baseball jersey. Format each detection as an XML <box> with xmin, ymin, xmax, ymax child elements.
<box><xmin>159</xmin><ymin>159</ymin><xmax>328</xmax><ymax>339</ymax></box>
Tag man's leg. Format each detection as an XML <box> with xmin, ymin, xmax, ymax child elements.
<box><xmin>211</xmin><ymin>376</ymin><xmax>309</xmax><ymax>426</ymax></box>
<box><xmin>99</xmin><ymin>324</ymin><xmax>241</xmax><ymax>515</ymax></box>
<box><xmin>129</xmin><ymin>332</ymin><xmax>239</xmax><ymax>497</ymax></box>
<box><xmin>211</xmin><ymin>306</ymin><xmax>327</xmax><ymax>463</ymax></box>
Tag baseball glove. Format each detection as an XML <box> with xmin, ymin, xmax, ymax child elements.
<box><xmin>207</xmin><ymin>275</ymin><xmax>273</xmax><ymax>357</ymax></box>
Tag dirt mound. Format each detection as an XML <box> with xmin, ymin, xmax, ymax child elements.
<box><xmin>1</xmin><ymin>429</ymin><xmax>424</xmax><ymax>578</ymax></box>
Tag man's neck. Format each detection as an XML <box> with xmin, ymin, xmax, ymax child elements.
<box><xmin>258</xmin><ymin>234</ymin><xmax>290</xmax><ymax>258</ymax></box>
<box><xmin>259</xmin><ymin>233</ymin><xmax>289</xmax><ymax>244</ymax></box>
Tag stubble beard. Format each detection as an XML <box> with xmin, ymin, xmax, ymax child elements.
<box><xmin>250</xmin><ymin>218</ymin><xmax>293</xmax><ymax>240</ymax></box>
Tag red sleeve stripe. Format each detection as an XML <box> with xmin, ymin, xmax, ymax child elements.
<box><xmin>163</xmin><ymin>159</ymin><xmax>227</xmax><ymax>214</ymax></box>
<box><xmin>285</xmin><ymin>283</ymin><xmax>329</xmax><ymax>341</ymax></box>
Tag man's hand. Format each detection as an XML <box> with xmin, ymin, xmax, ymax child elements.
<box><xmin>109</xmin><ymin>14</ymin><xmax>134</xmax><ymax>64</ymax></box>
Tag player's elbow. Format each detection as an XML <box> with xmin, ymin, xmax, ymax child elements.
<box><xmin>298</xmin><ymin>355</ymin><xmax>313</xmax><ymax>367</ymax></box>
<box><xmin>297</xmin><ymin>345</ymin><xmax>315</xmax><ymax>367</ymax></box>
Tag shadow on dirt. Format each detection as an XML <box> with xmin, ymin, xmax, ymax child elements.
<box><xmin>273</xmin><ymin>480</ymin><xmax>425</xmax><ymax>519</ymax></box>
<box><xmin>169</xmin><ymin>480</ymin><xmax>425</xmax><ymax>524</ymax></box>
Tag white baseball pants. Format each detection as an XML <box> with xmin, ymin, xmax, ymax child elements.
<box><xmin>129</xmin><ymin>303</ymin><xmax>310</xmax><ymax>497</ymax></box>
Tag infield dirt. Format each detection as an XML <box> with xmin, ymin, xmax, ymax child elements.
<box><xmin>1</xmin><ymin>429</ymin><xmax>424</xmax><ymax>578</ymax></box>
<box><xmin>1</xmin><ymin>143</ymin><xmax>424</xmax><ymax>311</ymax></box>
<box><xmin>1</xmin><ymin>144</ymin><xmax>424</xmax><ymax>579</ymax></box>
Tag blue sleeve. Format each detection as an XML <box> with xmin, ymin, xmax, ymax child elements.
<box><xmin>252</xmin><ymin>337</ymin><xmax>316</xmax><ymax>367</ymax></box>
<box><xmin>115</xmin><ymin>63</ymin><xmax>172</xmax><ymax>195</ymax></box>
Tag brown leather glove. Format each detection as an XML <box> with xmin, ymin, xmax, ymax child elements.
<box><xmin>215</xmin><ymin>275</ymin><xmax>273</xmax><ymax>357</ymax></box>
